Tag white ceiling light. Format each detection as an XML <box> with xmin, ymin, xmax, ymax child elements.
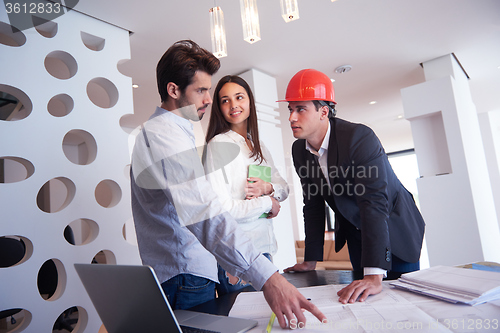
<box><xmin>209</xmin><ymin>7</ymin><xmax>227</xmax><ymax>58</ymax></box>
<box><xmin>240</xmin><ymin>0</ymin><xmax>261</xmax><ymax>44</ymax></box>
<box><xmin>334</xmin><ymin>65</ymin><xmax>352</xmax><ymax>74</ymax></box>
<box><xmin>280</xmin><ymin>0</ymin><xmax>300</xmax><ymax>23</ymax></box>
<box><xmin>369</xmin><ymin>101</ymin><xmax>377</xmax><ymax>105</ymax></box>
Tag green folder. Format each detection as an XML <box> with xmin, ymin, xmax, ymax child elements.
<box><xmin>248</xmin><ymin>165</ymin><xmax>272</xmax><ymax>218</ymax></box>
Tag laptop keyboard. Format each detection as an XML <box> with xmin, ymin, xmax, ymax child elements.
<box><xmin>180</xmin><ymin>325</ymin><xmax>220</xmax><ymax>333</ymax></box>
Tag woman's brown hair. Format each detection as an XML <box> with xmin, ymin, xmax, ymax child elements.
<box><xmin>205</xmin><ymin>75</ymin><xmax>265</xmax><ymax>164</ymax></box>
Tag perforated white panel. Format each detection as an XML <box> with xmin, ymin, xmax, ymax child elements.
<box><xmin>1</xmin><ymin>9</ymin><xmax>141</xmax><ymax>332</ymax></box>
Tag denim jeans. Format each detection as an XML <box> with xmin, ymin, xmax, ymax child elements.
<box><xmin>161</xmin><ymin>274</ymin><xmax>216</xmax><ymax>310</ymax></box>
<box><xmin>216</xmin><ymin>253</ymin><xmax>272</xmax><ymax>296</ymax></box>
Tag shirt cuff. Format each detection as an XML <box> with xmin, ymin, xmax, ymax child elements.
<box><xmin>364</xmin><ymin>267</ymin><xmax>387</xmax><ymax>277</ymax></box>
<box><xmin>262</xmin><ymin>196</ymin><xmax>273</xmax><ymax>214</ymax></box>
<box><xmin>241</xmin><ymin>253</ymin><xmax>277</xmax><ymax>290</ymax></box>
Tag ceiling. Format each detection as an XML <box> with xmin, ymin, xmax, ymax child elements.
<box><xmin>75</xmin><ymin>0</ymin><xmax>500</xmax><ymax>153</ymax></box>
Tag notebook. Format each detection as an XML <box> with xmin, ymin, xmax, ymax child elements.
<box><xmin>74</xmin><ymin>264</ymin><xmax>258</xmax><ymax>333</ymax></box>
<box><xmin>247</xmin><ymin>164</ymin><xmax>271</xmax><ymax>218</ymax></box>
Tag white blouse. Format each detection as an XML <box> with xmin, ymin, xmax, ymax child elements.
<box><xmin>204</xmin><ymin>130</ymin><xmax>289</xmax><ymax>255</ymax></box>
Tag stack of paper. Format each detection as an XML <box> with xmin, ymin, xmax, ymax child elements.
<box><xmin>390</xmin><ymin>265</ymin><xmax>500</xmax><ymax>305</ymax></box>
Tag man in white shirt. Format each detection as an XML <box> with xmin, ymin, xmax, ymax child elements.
<box><xmin>130</xmin><ymin>40</ymin><xmax>325</xmax><ymax>329</ymax></box>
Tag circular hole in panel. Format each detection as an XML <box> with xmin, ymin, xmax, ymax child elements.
<box><xmin>0</xmin><ymin>309</ymin><xmax>32</xmax><ymax>332</ymax></box>
<box><xmin>62</xmin><ymin>130</ymin><xmax>97</xmax><ymax>165</ymax></box>
<box><xmin>95</xmin><ymin>179</ymin><xmax>121</xmax><ymax>208</ymax></box>
<box><xmin>37</xmin><ymin>258</ymin><xmax>67</xmax><ymax>301</ymax></box>
<box><xmin>0</xmin><ymin>156</ymin><xmax>35</xmax><ymax>183</ymax></box>
<box><xmin>48</xmin><ymin>94</ymin><xmax>74</xmax><ymax>117</ymax></box>
<box><xmin>72</xmin><ymin>306</ymin><xmax>88</xmax><ymax>333</ymax></box>
<box><xmin>33</xmin><ymin>16</ymin><xmax>58</xmax><ymax>38</ymax></box>
<box><xmin>0</xmin><ymin>236</ymin><xmax>24</xmax><ymax>267</ymax></box>
<box><xmin>0</xmin><ymin>21</ymin><xmax>26</xmax><ymax>47</ymax></box>
<box><xmin>0</xmin><ymin>84</ymin><xmax>33</xmax><ymax>121</ymax></box>
<box><xmin>44</xmin><ymin>50</ymin><xmax>78</xmax><ymax>80</ymax></box>
<box><xmin>81</xmin><ymin>31</ymin><xmax>105</xmax><ymax>51</ymax></box>
<box><xmin>36</xmin><ymin>177</ymin><xmax>76</xmax><ymax>213</ymax></box>
<box><xmin>53</xmin><ymin>306</ymin><xmax>87</xmax><ymax>332</ymax></box>
<box><xmin>87</xmin><ymin>77</ymin><xmax>119</xmax><ymax>109</ymax></box>
<box><xmin>0</xmin><ymin>235</ymin><xmax>33</xmax><ymax>267</ymax></box>
<box><xmin>92</xmin><ymin>250</ymin><xmax>116</xmax><ymax>264</ymax></box>
<box><xmin>122</xmin><ymin>218</ymin><xmax>138</xmax><ymax>246</ymax></box>
<box><xmin>119</xmin><ymin>114</ymin><xmax>142</xmax><ymax>134</ymax></box>
<box><xmin>65</xmin><ymin>219</ymin><xmax>99</xmax><ymax>246</ymax></box>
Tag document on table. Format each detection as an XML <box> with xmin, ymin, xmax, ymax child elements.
<box><xmin>229</xmin><ymin>284</ymin><xmax>452</xmax><ymax>332</ymax></box>
<box><xmin>390</xmin><ymin>265</ymin><xmax>500</xmax><ymax>305</ymax></box>
<box><xmin>396</xmin><ymin>285</ymin><xmax>500</xmax><ymax>333</ymax></box>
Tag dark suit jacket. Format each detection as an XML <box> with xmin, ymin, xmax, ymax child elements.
<box><xmin>292</xmin><ymin>118</ymin><xmax>425</xmax><ymax>270</ymax></box>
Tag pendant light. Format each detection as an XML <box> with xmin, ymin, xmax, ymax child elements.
<box><xmin>239</xmin><ymin>0</ymin><xmax>261</xmax><ymax>44</ymax></box>
<box><xmin>280</xmin><ymin>0</ymin><xmax>299</xmax><ymax>23</ymax></box>
<box><xmin>209</xmin><ymin>6</ymin><xmax>227</xmax><ymax>58</ymax></box>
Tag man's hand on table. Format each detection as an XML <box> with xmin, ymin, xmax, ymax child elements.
<box><xmin>337</xmin><ymin>274</ymin><xmax>383</xmax><ymax>303</ymax></box>
<box><xmin>283</xmin><ymin>261</ymin><xmax>317</xmax><ymax>273</ymax></box>
<box><xmin>261</xmin><ymin>272</ymin><xmax>326</xmax><ymax>329</ymax></box>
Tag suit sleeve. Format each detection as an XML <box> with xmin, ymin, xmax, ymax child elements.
<box><xmin>292</xmin><ymin>140</ymin><xmax>326</xmax><ymax>261</ymax></box>
<box><xmin>348</xmin><ymin>125</ymin><xmax>392</xmax><ymax>270</ymax></box>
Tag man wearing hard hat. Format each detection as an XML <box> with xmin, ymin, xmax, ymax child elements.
<box><xmin>281</xmin><ymin>69</ymin><xmax>425</xmax><ymax>304</ymax></box>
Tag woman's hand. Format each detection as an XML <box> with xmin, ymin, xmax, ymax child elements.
<box><xmin>245</xmin><ymin>177</ymin><xmax>273</xmax><ymax>199</ymax></box>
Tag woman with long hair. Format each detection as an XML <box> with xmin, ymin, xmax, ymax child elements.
<box><xmin>204</xmin><ymin>75</ymin><xmax>289</xmax><ymax>294</ymax></box>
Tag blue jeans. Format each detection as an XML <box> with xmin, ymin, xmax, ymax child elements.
<box><xmin>161</xmin><ymin>274</ymin><xmax>216</xmax><ymax>310</ymax></box>
<box><xmin>216</xmin><ymin>253</ymin><xmax>272</xmax><ymax>296</ymax></box>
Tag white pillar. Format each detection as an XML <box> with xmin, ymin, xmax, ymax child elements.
<box><xmin>401</xmin><ymin>54</ymin><xmax>500</xmax><ymax>266</ymax></box>
<box><xmin>478</xmin><ymin>111</ymin><xmax>500</xmax><ymax>229</ymax></box>
<box><xmin>238</xmin><ymin>69</ymin><xmax>297</xmax><ymax>271</ymax></box>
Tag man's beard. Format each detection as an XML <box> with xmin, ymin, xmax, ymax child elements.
<box><xmin>178</xmin><ymin>95</ymin><xmax>207</xmax><ymax>121</ymax></box>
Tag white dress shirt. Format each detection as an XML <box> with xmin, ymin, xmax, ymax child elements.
<box><xmin>204</xmin><ymin>130</ymin><xmax>289</xmax><ymax>255</ymax></box>
<box><xmin>130</xmin><ymin>107</ymin><xmax>277</xmax><ymax>289</ymax></box>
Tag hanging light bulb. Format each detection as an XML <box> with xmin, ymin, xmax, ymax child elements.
<box><xmin>239</xmin><ymin>0</ymin><xmax>261</xmax><ymax>44</ymax></box>
<box><xmin>209</xmin><ymin>7</ymin><xmax>227</xmax><ymax>58</ymax></box>
<box><xmin>280</xmin><ymin>0</ymin><xmax>299</xmax><ymax>23</ymax></box>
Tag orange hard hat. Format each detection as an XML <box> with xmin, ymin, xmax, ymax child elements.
<box><xmin>278</xmin><ymin>69</ymin><xmax>336</xmax><ymax>104</ymax></box>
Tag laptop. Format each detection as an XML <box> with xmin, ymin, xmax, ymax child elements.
<box><xmin>74</xmin><ymin>264</ymin><xmax>258</xmax><ymax>333</ymax></box>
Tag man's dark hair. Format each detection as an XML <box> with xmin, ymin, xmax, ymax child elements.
<box><xmin>312</xmin><ymin>100</ymin><xmax>336</xmax><ymax>118</ymax></box>
<box><xmin>156</xmin><ymin>40</ymin><xmax>220</xmax><ymax>102</ymax></box>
